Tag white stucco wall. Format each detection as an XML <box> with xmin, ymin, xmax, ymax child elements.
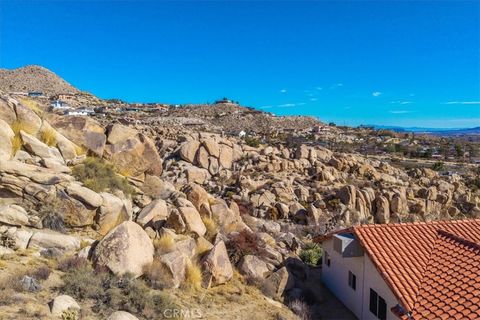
<box><xmin>321</xmin><ymin>238</ymin><xmax>400</xmax><ymax>320</ymax></box>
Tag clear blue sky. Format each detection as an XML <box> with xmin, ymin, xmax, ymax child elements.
<box><xmin>1</xmin><ymin>1</ymin><xmax>479</xmax><ymax>128</ymax></box>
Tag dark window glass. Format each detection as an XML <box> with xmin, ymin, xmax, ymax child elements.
<box><xmin>324</xmin><ymin>251</ymin><xmax>331</xmax><ymax>267</ymax></box>
<box><xmin>378</xmin><ymin>296</ymin><xmax>387</xmax><ymax>320</ymax></box>
<box><xmin>370</xmin><ymin>289</ymin><xmax>378</xmax><ymax>315</ymax></box>
<box><xmin>348</xmin><ymin>271</ymin><xmax>356</xmax><ymax>290</ymax></box>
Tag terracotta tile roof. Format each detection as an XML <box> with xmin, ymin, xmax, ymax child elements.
<box><xmin>351</xmin><ymin>219</ymin><xmax>480</xmax><ymax>315</ymax></box>
<box><xmin>411</xmin><ymin>230</ymin><xmax>480</xmax><ymax>319</ymax></box>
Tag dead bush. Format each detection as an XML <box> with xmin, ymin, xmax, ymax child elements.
<box><xmin>227</xmin><ymin>229</ymin><xmax>267</xmax><ymax>264</ymax></box>
<box><xmin>57</xmin><ymin>256</ymin><xmax>89</xmax><ymax>272</ymax></box>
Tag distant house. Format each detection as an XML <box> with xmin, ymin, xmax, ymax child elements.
<box><xmin>28</xmin><ymin>91</ymin><xmax>43</xmax><ymax>97</ymax></box>
<box><xmin>315</xmin><ymin>220</ymin><xmax>480</xmax><ymax>319</ymax></box>
<box><xmin>215</xmin><ymin>97</ymin><xmax>234</xmax><ymax>104</ymax></box>
<box><xmin>66</xmin><ymin>108</ymin><xmax>94</xmax><ymax>116</ymax></box>
<box><xmin>50</xmin><ymin>100</ymin><xmax>71</xmax><ymax>110</ymax></box>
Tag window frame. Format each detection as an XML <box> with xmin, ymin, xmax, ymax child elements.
<box><xmin>369</xmin><ymin>288</ymin><xmax>387</xmax><ymax>320</ymax></box>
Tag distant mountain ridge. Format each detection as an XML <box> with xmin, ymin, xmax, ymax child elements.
<box><xmin>0</xmin><ymin>65</ymin><xmax>80</xmax><ymax>96</ymax></box>
<box><xmin>369</xmin><ymin>125</ymin><xmax>480</xmax><ymax>136</ymax></box>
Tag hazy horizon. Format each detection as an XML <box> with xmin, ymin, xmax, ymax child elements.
<box><xmin>1</xmin><ymin>1</ymin><xmax>479</xmax><ymax>128</ymax></box>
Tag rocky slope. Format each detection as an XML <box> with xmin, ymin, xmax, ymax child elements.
<box><xmin>0</xmin><ymin>84</ymin><xmax>478</xmax><ymax>319</ymax></box>
<box><xmin>0</xmin><ymin>65</ymin><xmax>80</xmax><ymax>96</ymax></box>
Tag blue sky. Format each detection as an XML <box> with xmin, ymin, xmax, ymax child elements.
<box><xmin>1</xmin><ymin>1</ymin><xmax>479</xmax><ymax>128</ymax></box>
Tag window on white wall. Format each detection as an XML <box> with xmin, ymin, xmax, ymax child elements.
<box><xmin>324</xmin><ymin>251</ymin><xmax>331</xmax><ymax>267</ymax></box>
<box><xmin>369</xmin><ymin>289</ymin><xmax>387</xmax><ymax>320</ymax></box>
<box><xmin>348</xmin><ymin>271</ymin><xmax>356</xmax><ymax>290</ymax></box>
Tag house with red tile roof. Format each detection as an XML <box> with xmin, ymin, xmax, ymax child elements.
<box><xmin>315</xmin><ymin>219</ymin><xmax>480</xmax><ymax>320</ymax></box>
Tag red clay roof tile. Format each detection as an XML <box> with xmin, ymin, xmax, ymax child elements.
<box><xmin>348</xmin><ymin>219</ymin><xmax>480</xmax><ymax>319</ymax></box>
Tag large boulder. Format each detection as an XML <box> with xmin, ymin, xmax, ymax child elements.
<box><xmin>49</xmin><ymin>295</ymin><xmax>80</xmax><ymax>316</ymax></box>
<box><xmin>107</xmin><ymin>311</ymin><xmax>139</xmax><ymax>320</ymax></box>
<box><xmin>375</xmin><ymin>196</ymin><xmax>390</xmax><ymax>224</ymax></box>
<box><xmin>48</xmin><ymin>115</ymin><xmax>106</xmax><ymax>156</ymax></box>
<box><xmin>66</xmin><ymin>183</ymin><xmax>103</xmax><ymax>208</ymax></box>
<box><xmin>219</xmin><ymin>145</ymin><xmax>233</xmax><ymax>169</ymax></box>
<box><xmin>186</xmin><ymin>167</ymin><xmax>210</xmax><ymax>184</ymax></box>
<box><xmin>104</xmin><ymin>133</ymin><xmax>162</xmax><ymax>177</ymax></box>
<box><xmin>201</xmin><ymin>241</ymin><xmax>233</xmax><ymax>288</ymax></box>
<box><xmin>96</xmin><ymin>192</ymin><xmax>131</xmax><ymax>235</ymax></box>
<box><xmin>93</xmin><ymin>221</ymin><xmax>154</xmax><ymax>277</ymax></box>
<box><xmin>0</xmin><ymin>204</ymin><xmax>29</xmax><ymax>226</ymax></box>
<box><xmin>155</xmin><ymin>251</ymin><xmax>187</xmax><ymax>289</ymax></box>
<box><xmin>15</xmin><ymin>102</ymin><xmax>42</xmax><ymax>134</ymax></box>
<box><xmin>56</xmin><ymin>191</ymin><xmax>97</xmax><ymax>227</ymax></box>
<box><xmin>179</xmin><ymin>140</ymin><xmax>200</xmax><ymax>163</ymax></box>
<box><xmin>0</xmin><ymin>119</ymin><xmax>14</xmax><ymax>161</ymax></box>
<box><xmin>141</xmin><ymin>175</ymin><xmax>175</xmax><ymax>199</ymax></box>
<box><xmin>178</xmin><ymin>206</ymin><xmax>206</xmax><ymax>237</ymax></box>
<box><xmin>106</xmin><ymin>124</ymin><xmax>139</xmax><ymax>145</ymax></box>
<box><xmin>261</xmin><ymin>267</ymin><xmax>294</xmax><ymax>300</ymax></box>
<box><xmin>136</xmin><ymin>199</ymin><xmax>169</xmax><ymax>227</ymax></box>
<box><xmin>28</xmin><ymin>230</ymin><xmax>81</xmax><ymax>252</ymax></box>
<box><xmin>19</xmin><ymin>131</ymin><xmax>65</xmax><ymax>164</ymax></box>
<box><xmin>202</xmin><ymin>139</ymin><xmax>220</xmax><ymax>158</ymax></box>
<box><xmin>0</xmin><ymin>97</ymin><xmax>16</xmax><ymax>124</ymax></box>
<box><xmin>238</xmin><ymin>255</ymin><xmax>270</xmax><ymax>280</ymax></box>
<box><xmin>0</xmin><ymin>160</ymin><xmax>74</xmax><ymax>185</ymax></box>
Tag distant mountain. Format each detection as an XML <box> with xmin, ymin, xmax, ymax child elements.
<box><xmin>368</xmin><ymin>125</ymin><xmax>480</xmax><ymax>136</ymax></box>
<box><xmin>0</xmin><ymin>65</ymin><xmax>80</xmax><ymax>96</ymax></box>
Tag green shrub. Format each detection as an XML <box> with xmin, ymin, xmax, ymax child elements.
<box><xmin>61</xmin><ymin>262</ymin><xmax>181</xmax><ymax>319</ymax></box>
<box><xmin>432</xmin><ymin>161</ymin><xmax>445</xmax><ymax>171</ymax></box>
<box><xmin>299</xmin><ymin>243</ymin><xmax>322</xmax><ymax>266</ymax></box>
<box><xmin>244</xmin><ymin>136</ymin><xmax>260</xmax><ymax>148</ymax></box>
<box><xmin>72</xmin><ymin>157</ymin><xmax>135</xmax><ymax>195</ymax></box>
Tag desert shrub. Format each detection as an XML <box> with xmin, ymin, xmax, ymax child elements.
<box><xmin>432</xmin><ymin>161</ymin><xmax>445</xmax><ymax>171</ymax></box>
<box><xmin>40</xmin><ymin>127</ymin><xmax>57</xmax><ymax>146</ymax></box>
<box><xmin>183</xmin><ymin>259</ymin><xmax>202</xmax><ymax>290</ymax></box>
<box><xmin>41</xmin><ymin>211</ymin><xmax>66</xmax><ymax>232</ymax></box>
<box><xmin>72</xmin><ymin>157</ymin><xmax>135</xmax><ymax>195</ymax></box>
<box><xmin>62</xmin><ymin>265</ymin><xmax>108</xmax><ymax>300</ymax></box>
<box><xmin>153</xmin><ymin>233</ymin><xmax>176</xmax><ymax>254</ymax></box>
<box><xmin>103</xmin><ymin>273</ymin><xmax>152</xmax><ymax>315</ymax></box>
<box><xmin>244</xmin><ymin>136</ymin><xmax>260</xmax><ymax>148</ymax></box>
<box><xmin>61</xmin><ymin>309</ymin><xmax>79</xmax><ymax>320</ymax></box>
<box><xmin>227</xmin><ymin>230</ymin><xmax>266</xmax><ymax>264</ymax></box>
<box><xmin>57</xmin><ymin>256</ymin><xmax>89</xmax><ymax>272</ymax></box>
<box><xmin>289</xmin><ymin>300</ymin><xmax>311</xmax><ymax>320</ymax></box>
<box><xmin>143</xmin><ymin>260</ymin><xmax>171</xmax><ymax>290</ymax></box>
<box><xmin>299</xmin><ymin>243</ymin><xmax>322</xmax><ymax>266</ymax></box>
<box><xmin>32</xmin><ymin>265</ymin><xmax>51</xmax><ymax>281</ymax></box>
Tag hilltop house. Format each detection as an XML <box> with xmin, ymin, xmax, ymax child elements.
<box><xmin>315</xmin><ymin>220</ymin><xmax>480</xmax><ymax>320</ymax></box>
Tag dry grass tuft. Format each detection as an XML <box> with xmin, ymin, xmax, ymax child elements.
<box><xmin>10</xmin><ymin>120</ymin><xmax>37</xmax><ymax>153</ymax></box>
<box><xmin>40</xmin><ymin>127</ymin><xmax>57</xmax><ymax>147</ymax></box>
<box><xmin>153</xmin><ymin>233</ymin><xmax>176</xmax><ymax>254</ymax></box>
<box><xmin>74</xmin><ymin>144</ymin><xmax>87</xmax><ymax>156</ymax></box>
<box><xmin>195</xmin><ymin>237</ymin><xmax>213</xmax><ymax>257</ymax></box>
<box><xmin>183</xmin><ymin>259</ymin><xmax>202</xmax><ymax>290</ymax></box>
<box><xmin>202</xmin><ymin>216</ymin><xmax>218</xmax><ymax>241</ymax></box>
<box><xmin>19</xmin><ymin>97</ymin><xmax>44</xmax><ymax>116</ymax></box>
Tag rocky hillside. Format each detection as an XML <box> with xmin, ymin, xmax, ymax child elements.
<box><xmin>0</xmin><ymin>65</ymin><xmax>80</xmax><ymax>96</ymax></box>
<box><xmin>0</xmin><ymin>85</ymin><xmax>478</xmax><ymax>319</ymax></box>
